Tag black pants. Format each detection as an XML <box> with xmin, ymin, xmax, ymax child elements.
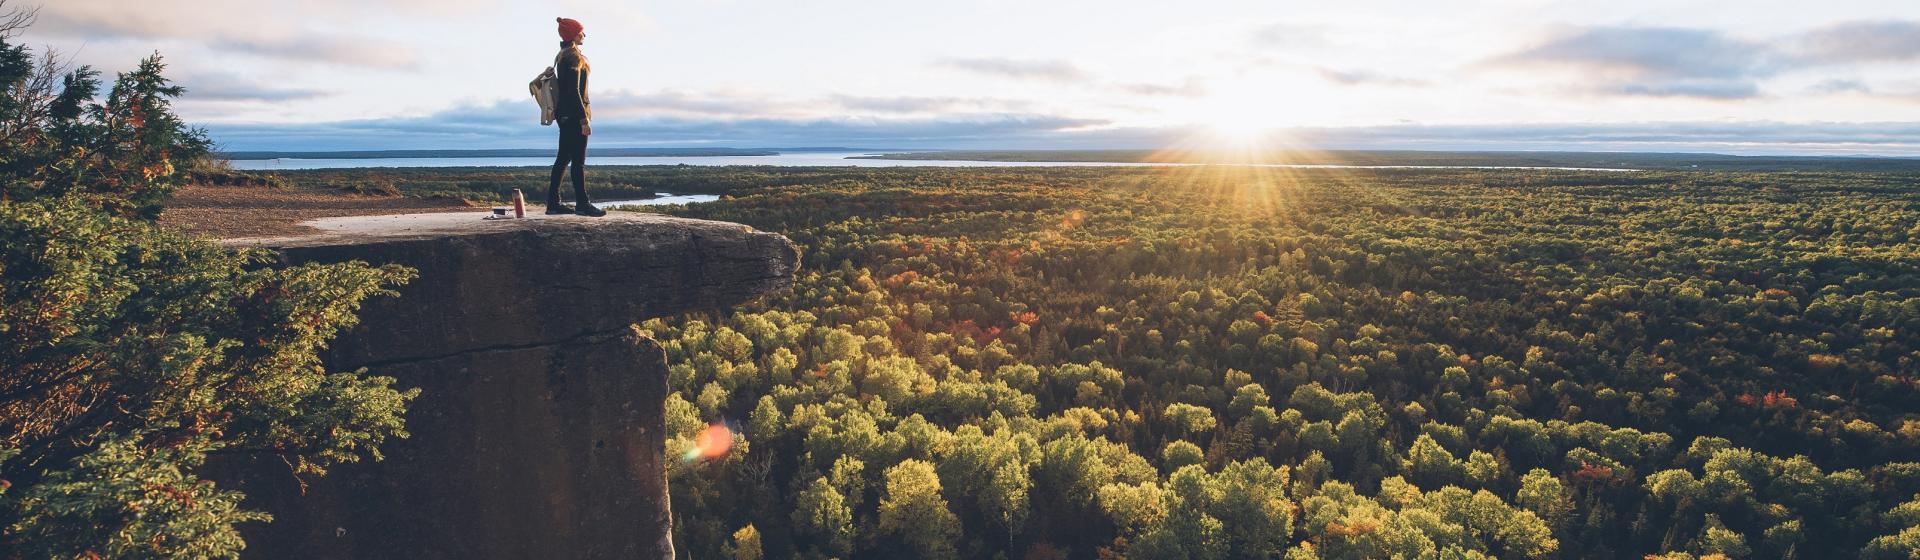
<box><xmin>548</xmin><ymin>118</ymin><xmax>588</xmax><ymax>205</ymax></box>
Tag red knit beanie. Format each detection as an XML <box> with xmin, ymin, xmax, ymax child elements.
<box><xmin>557</xmin><ymin>17</ymin><xmax>584</xmax><ymax>42</ymax></box>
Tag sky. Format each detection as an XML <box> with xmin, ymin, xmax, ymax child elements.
<box><xmin>25</xmin><ymin>0</ymin><xmax>1920</xmax><ymax>154</ymax></box>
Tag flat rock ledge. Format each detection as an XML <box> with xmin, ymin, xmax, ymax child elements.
<box><xmin>228</xmin><ymin>212</ymin><xmax>799</xmax><ymax>370</ymax></box>
<box><xmin>218</xmin><ymin>211</ymin><xmax>798</xmax><ymax>559</ymax></box>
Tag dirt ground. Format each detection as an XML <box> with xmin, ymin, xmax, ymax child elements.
<box><xmin>160</xmin><ymin>184</ymin><xmax>479</xmax><ymax>238</ymax></box>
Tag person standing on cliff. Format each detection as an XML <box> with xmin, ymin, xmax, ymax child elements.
<box><xmin>548</xmin><ymin>17</ymin><xmax>605</xmax><ymax>216</ymax></box>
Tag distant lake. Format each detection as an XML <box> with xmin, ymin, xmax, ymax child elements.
<box><xmin>224</xmin><ymin>151</ymin><xmax>1637</xmax><ymax>172</ymax></box>
<box><xmin>600</xmin><ymin>193</ymin><xmax>721</xmax><ymax>207</ymax></box>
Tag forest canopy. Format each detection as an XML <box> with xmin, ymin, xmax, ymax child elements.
<box><xmin>617</xmin><ymin>164</ymin><xmax>1920</xmax><ymax>559</ymax></box>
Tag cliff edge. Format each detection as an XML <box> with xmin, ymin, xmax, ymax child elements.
<box><xmin>218</xmin><ymin>212</ymin><xmax>798</xmax><ymax>559</ymax></box>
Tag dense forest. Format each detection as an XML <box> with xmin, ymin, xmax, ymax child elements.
<box><xmin>855</xmin><ymin>150</ymin><xmax>1920</xmax><ymax>173</ymax></box>
<box><xmin>598</xmin><ymin>166</ymin><xmax>1920</xmax><ymax>559</ymax></box>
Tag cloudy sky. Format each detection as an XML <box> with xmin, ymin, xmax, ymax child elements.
<box><xmin>26</xmin><ymin>0</ymin><xmax>1920</xmax><ymax>154</ymax></box>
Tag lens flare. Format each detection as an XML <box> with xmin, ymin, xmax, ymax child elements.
<box><xmin>681</xmin><ymin>423</ymin><xmax>735</xmax><ymax>463</ymax></box>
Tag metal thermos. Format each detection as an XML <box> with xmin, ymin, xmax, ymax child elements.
<box><xmin>511</xmin><ymin>189</ymin><xmax>526</xmax><ymax>218</ymax></box>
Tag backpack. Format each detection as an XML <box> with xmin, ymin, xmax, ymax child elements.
<box><xmin>529</xmin><ymin>65</ymin><xmax>556</xmax><ymax>126</ymax></box>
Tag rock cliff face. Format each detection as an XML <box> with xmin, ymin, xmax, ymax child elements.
<box><xmin>218</xmin><ymin>212</ymin><xmax>797</xmax><ymax>559</ymax></box>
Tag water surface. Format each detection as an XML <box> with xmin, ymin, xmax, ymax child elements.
<box><xmin>599</xmin><ymin>193</ymin><xmax>721</xmax><ymax>207</ymax></box>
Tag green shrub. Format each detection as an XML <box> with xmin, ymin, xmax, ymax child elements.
<box><xmin>0</xmin><ymin>16</ymin><xmax>418</xmax><ymax>556</ymax></box>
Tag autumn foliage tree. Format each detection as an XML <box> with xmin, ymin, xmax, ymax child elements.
<box><xmin>0</xmin><ymin>10</ymin><xmax>416</xmax><ymax>557</ymax></box>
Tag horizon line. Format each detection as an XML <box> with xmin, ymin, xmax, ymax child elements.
<box><xmin>211</xmin><ymin>147</ymin><xmax>1920</xmax><ymax>161</ymax></box>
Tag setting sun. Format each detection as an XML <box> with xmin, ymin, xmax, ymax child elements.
<box><xmin>1193</xmin><ymin>93</ymin><xmax>1288</xmax><ymax>139</ymax></box>
<box><xmin>1174</xmin><ymin>74</ymin><xmax>1304</xmax><ymax>146</ymax></box>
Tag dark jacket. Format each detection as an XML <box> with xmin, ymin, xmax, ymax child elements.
<box><xmin>555</xmin><ymin>46</ymin><xmax>591</xmax><ymax>122</ymax></box>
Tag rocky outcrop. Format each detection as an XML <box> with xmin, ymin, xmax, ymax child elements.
<box><xmin>217</xmin><ymin>212</ymin><xmax>797</xmax><ymax>559</ymax></box>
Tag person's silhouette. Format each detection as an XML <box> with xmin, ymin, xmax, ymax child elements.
<box><xmin>549</xmin><ymin>17</ymin><xmax>604</xmax><ymax>216</ymax></box>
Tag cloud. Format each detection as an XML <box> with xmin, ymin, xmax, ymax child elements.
<box><xmin>1501</xmin><ymin>27</ymin><xmax>1771</xmax><ymax>80</ymax></box>
<box><xmin>1801</xmin><ymin>79</ymin><xmax>1920</xmax><ymax>104</ymax></box>
<box><xmin>204</xmin><ymin>94</ymin><xmax>1920</xmax><ymax>157</ymax></box>
<box><xmin>1809</xmin><ymin>79</ymin><xmax>1872</xmax><ymax>95</ymax></box>
<box><xmin>1485</xmin><ymin>20</ymin><xmax>1920</xmax><ymax>100</ymax></box>
<box><xmin>1485</xmin><ymin>26</ymin><xmax>1775</xmax><ymax>99</ymax></box>
<box><xmin>1314</xmin><ymin>67</ymin><xmax>1427</xmax><ymax>88</ymax></box>
<box><xmin>1116</xmin><ymin>77</ymin><xmax>1208</xmax><ymax>97</ymax></box>
<box><xmin>591</xmin><ymin>90</ymin><xmax>791</xmax><ymax>118</ymax></box>
<box><xmin>178</xmin><ymin>73</ymin><xmax>331</xmax><ymax>102</ymax></box>
<box><xmin>524</xmin><ymin>89</ymin><xmax>1038</xmax><ymax>120</ymax></box>
<box><xmin>205</xmin><ymin>96</ymin><xmax>1111</xmax><ymax>151</ymax></box>
<box><xmin>939</xmin><ymin>56</ymin><xmax>1203</xmax><ymax>97</ymax></box>
<box><xmin>938</xmin><ymin>57</ymin><xmax>1088</xmax><ymax>82</ymax></box>
<box><xmin>1611</xmin><ymin>81</ymin><xmax>1759</xmax><ymax>99</ymax></box>
<box><xmin>1278</xmin><ymin>121</ymin><xmax>1920</xmax><ymax>154</ymax></box>
<box><xmin>34</xmin><ymin>3</ymin><xmax>419</xmax><ymax>70</ymax></box>
<box><xmin>1249</xmin><ymin>22</ymin><xmax>1330</xmax><ymax>49</ymax></box>
<box><xmin>1795</xmin><ymin>21</ymin><xmax>1920</xmax><ymax>64</ymax></box>
<box><xmin>209</xmin><ymin>37</ymin><xmax>417</xmax><ymax>70</ymax></box>
<box><xmin>827</xmin><ymin>95</ymin><xmax>1035</xmax><ymax>114</ymax></box>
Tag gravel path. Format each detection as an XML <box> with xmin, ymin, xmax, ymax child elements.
<box><xmin>160</xmin><ymin>184</ymin><xmax>480</xmax><ymax>238</ymax></box>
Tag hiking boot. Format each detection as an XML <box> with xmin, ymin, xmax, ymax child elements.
<box><xmin>546</xmin><ymin>203</ymin><xmax>575</xmax><ymax>215</ymax></box>
<box><xmin>574</xmin><ymin>202</ymin><xmax>606</xmax><ymax>217</ymax></box>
